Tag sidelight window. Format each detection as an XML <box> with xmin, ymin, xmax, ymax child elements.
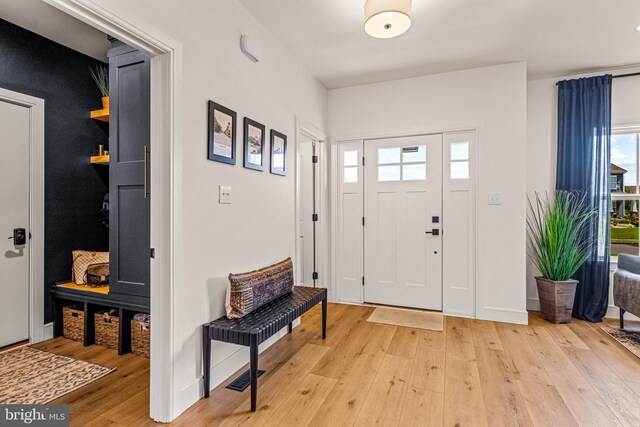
<box><xmin>450</xmin><ymin>142</ymin><xmax>469</xmax><ymax>179</ymax></box>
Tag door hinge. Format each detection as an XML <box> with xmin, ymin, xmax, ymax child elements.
<box><xmin>362</xmin><ymin>156</ymin><xmax>365</xmax><ymax>166</ymax></box>
<box><xmin>312</xmin><ymin>155</ymin><xmax>318</xmax><ymax>164</ymax></box>
<box><xmin>362</xmin><ymin>276</ymin><xmax>365</xmax><ymax>286</ymax></box>
<box><xmin>150</xmin><ymin>248</ymin><xmax>155</xmax><ymax>259</ymax></box>
<box><xmin>362</xmin><ymin>217</ymin><xmax>365</xmax><ymax>226</ymax></box>
<box><xmin>312</xmin><ymin>272</ymin><xmax>319</xmax><ymax>280</ymax></box>
<box><xmin>312</xmin><ymin>213</ymin><xmax>318</xmax><ymax>222</ymax></box>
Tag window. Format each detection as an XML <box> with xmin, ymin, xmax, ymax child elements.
<box><xmin>377</xmin><ymin>145</ymin><xmax>427</xmax><ymax>182</ymax></box>
<box><xmin>343</xmin><ymin>150</ymin><xmax>358</xmax><ymax>183</ymax></box>
<box><xmin>610</xmin><ymin>131</ymin><xmax>640</xmax><ymax>258</ymax></box>
<box><xmin>450</xmin><ymin>142</ymin><xmax>469</xmax><ymax>179</ymax></box>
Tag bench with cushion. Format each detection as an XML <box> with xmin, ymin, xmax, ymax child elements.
<box><xmin>202</xmin><ymin>285</ymin><xmax>327</xmax><ymax>411</ymax></box>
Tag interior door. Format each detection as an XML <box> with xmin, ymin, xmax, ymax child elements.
<box><xmin>0</xmin><ymin>98</ymin><xmax>30</xmax><ymax>347</ymax></box>
<box><xmin>297</xmin><ymin>138</ymin><xmax>316</xmax><ymax>285</ymax></box>
<box><xmin>364</xmin><ymin>134</ymin><xmax>443</xmax><ymax>310</ymax></box>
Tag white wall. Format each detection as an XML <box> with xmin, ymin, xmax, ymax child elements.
<box><xmin>527</xmin><ymin>66</ymin><xmax>640</xmax><ymax>318</ymax></box>
<box><xmin>328</xmin><ymin>62</ymin><xmax>528</xmax><ymax>325</ymax></box>
<box><xmin>88</xmin><ymin>0</ymin><xmax>327</xmax><ymax>419</ymax></box>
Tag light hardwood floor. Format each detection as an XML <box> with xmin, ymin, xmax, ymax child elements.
<box><xmin>34</xmin><ymin>304</ymin><xmax>640</xmax><ymax>426</ymax></box>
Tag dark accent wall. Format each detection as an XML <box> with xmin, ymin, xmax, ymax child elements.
<box><xmin>0</xmin><ymin>19</ymin><xmax>109</xmax><ymax>323</ymax></box>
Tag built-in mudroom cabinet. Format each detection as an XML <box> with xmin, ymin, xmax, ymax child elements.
<box><xmin>51</xmin><ymin>38</ymin><xmax>151</xmax><ymax>356</ymax></box>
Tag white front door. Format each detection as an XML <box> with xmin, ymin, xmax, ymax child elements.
<box><xmin>0</xmin><ymin>98</ymin><xmax>31</xmax><ymax>347</ymax></box>
<box><xmin>364</xmin><ymin>135</ymin><xmax>443</xmax><ymax>310</ymax></box>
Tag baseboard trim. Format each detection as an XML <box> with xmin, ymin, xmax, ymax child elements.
<box><xmin>43</xmin><ymin>323</ymin><xmax>53</xmax><ymax>341</ymax></box>
<box><xmin>482</xmin><ymin>306</ymin><xmax>528</xmax><ymax>325</ymax></box>
<box><xmin>527</xmin><ymin>298</ymin><xmax>640</xmax><ymax>321</ymax></box>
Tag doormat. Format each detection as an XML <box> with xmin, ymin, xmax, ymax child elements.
<box><xmin>367</xmin><ymin>306</ymin><xmax>443</xmax><ymax>331</ymax></box>
<box><xmin>0</xmin><ymin>346</ymin><xmax>115</xmax><ymax>404</ymax></box>
<box><xmin>601</xmin><ymin>325</ymin><xmax>640</xmax><ymax>359</ymax></box>
<box><xmin>226</xmin><ymin>369</ymin><xmax>265</xmax><ymax>392</ymax></box>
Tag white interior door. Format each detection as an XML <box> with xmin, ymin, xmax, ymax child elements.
<box><xmin>0</xmin><ymin>98</ymin><xmax>31</xmax><ymax>347</ymax></box>
<box><xmin>364</xmin><ymin>135</ymin><xmax>443</xmax><ymax>310</ymax></box>
<box><xmin>297</xmin><ymin>138</ymin><xmax>316</xmax><ymax>285</ymax></box>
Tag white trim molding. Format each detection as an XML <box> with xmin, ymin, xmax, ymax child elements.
<box><xmin>0</xmin><ymin>88</ymin><xmax>45</xmax><ymax>345</ymax></box>
<box><xmin>43</xmin><ymin>0</ymin><xmax>184</xmax><ymax>422</ymax></box>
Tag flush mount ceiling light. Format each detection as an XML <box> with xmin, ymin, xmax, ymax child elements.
<box><xmin>365</xmin><ymin>0</ymin><xmax>412</xmax><ymax>39</ymax></box>
<box><xmin>635</xmin><ymin>24</ymin><xmax>640</xmax><ymax>32</ymax></box>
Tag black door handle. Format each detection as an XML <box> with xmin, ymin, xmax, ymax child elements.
<box><xmin>425</xmin><ymin>229</ymin><xmax>440</xmax><ymax>236</ymax></box>
<box><xmin>8</xmin><ymin>228</ymin><xmax>26</xmax><ymax>245</ymax></box>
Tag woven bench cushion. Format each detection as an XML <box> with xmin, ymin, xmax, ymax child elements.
<box><xmin>225</xmin><ymin>258</ymin><xmax>294</xmax><ymax>319</ymax></box>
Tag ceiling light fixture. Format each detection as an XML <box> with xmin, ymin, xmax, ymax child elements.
<box><xmin>635</xmin><ymin>24</ymin><xmax>640</xmax><ymax>32</ymax></box>
<box><xmin>364</xmin><ymin>0</ymin><xmax>412</xmax><ymax>39</ymax></box>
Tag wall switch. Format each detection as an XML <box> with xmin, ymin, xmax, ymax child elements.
<box><xmin>488</xmin><ymin>192</ymin><xmax>502</xmax><ymax>205</ymax></box>
<box><xmin>219</xmin><ymin>185</ymin><xmax>232</xmax><ymax>204</ymax></box>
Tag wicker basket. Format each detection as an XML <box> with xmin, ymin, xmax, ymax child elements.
<box><xmin>63</xmin><ymin>305</ymin><xmax>84</xmax><ymax>342</ymax></box>
<box><xmin>94</xmin><ymin>309</ymin><xmax>119</xmax><ymax>349</ymax></box>
<box><xmin>536</xmin><ymin>277</ymin><xmax>578</xmax><ymax>324</ymax></box>
<box><xmin>131</xmin><ymin>319</ymin><xmax>150</xmax><ymax>358</ymax></box>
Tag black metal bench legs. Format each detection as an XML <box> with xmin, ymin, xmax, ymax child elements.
<box><xmin>201</xmin><ymin>288</ymin><xmax>328</xmax><ymax>412</ymax></box>
<box><xmin>203</xmin><ymin>326</ymin><xmax>211</xmax><ymax>398</ymax></box>
<box><xmin>322</xmin><ymin>296</ymin><xmax>327</xmax><ymax>339</ymax></box>
<box><xmin>250</xmin><ymin>335</ymin><xmax>259</xmax><ymax>411</ymax></box>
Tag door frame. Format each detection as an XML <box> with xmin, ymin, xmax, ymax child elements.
<box><xmin>44</xmin><ymin>0</ymin><xmax>183</xmax><ymax>422</ymax></box>
<box><xmin>0</xmin><ymin>87</ymin><xmax>45</xmax><ymax>344</ymax></box>
<box><xmin>331</xmin><ymin>124</ymin><xmax>480</xmax><ymax>317</ymax></box>
<box><xmin>295</xmin><ymin>118</ymin><xmax>328</xmax><ymax>291</ymax></box>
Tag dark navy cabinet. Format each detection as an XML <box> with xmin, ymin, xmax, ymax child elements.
<box><xmin>108</xmin><ymin>41</ymin><xmax>151</xmax><ymax>307</ymax></box>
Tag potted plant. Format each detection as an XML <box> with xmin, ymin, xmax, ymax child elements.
<box><xmin>90</xmin><ymin>65</ymin><xmax>109</xmax><ymax>110</ymax></box>
<box><xmin>527</xmin><ymin>191</ymin><xmax>595</xmax><ymax>323</ymax></box>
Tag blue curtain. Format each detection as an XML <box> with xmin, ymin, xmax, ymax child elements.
<box><xmin>556</xmin><ymin>75</ymin><xmax>612</xmax><ymax>322</ymax></box>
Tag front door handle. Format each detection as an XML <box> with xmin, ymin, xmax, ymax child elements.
<box><xmin>425</xmin><ymin>229</ymin><xmax>440</xmax><ymax>236</ymax></box>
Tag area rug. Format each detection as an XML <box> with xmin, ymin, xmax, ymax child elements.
<box><xmin>600</xmin><ymin>325</ymin><xmax>640</xmax><ymax>359</ymax></box>
<box><xmin>367</xmin><ymin>306</ymin><xmax>443</xmax><ymax>331</ymax></box>
<box><xmin>0</xmin><ymin>346</ymin><xmax>115</xmax><ymax>404</ymax></box>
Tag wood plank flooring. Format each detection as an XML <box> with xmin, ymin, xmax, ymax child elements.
<box><xmin>32</xmin><ymin>304</ymin><xmax>640</xmax><ymax>426</ymax></box>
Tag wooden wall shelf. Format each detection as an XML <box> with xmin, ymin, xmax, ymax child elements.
<box><xmin>90</xmin><ymin>155</ymin><xmax>110</xmax><ymax>165</ymax></box>
<box><xmin>90</xmin><ymin>108</ymin><xmax>110</xmax><ymax>122</ymax></box>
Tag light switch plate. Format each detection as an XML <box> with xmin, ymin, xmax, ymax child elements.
<box><xmin>219</xmin><ymin>185</ymin><xmax>232</xmax><ymax>204</ymax></box>
<box><xmin>488</xmin><ymin>192</ymin><xmax>502</xmax><ymax>205</ymax></box>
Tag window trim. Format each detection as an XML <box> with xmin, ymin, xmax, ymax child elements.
<box><xmin>610</xmin><ymin>128</ymin><xmax>640</xmax><ymax>261</ymax></box>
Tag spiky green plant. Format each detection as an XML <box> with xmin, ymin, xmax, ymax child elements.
<box><xmin>89</xmin><ymin>65</ymin><xmax>109</xmax><ymax>97</ymax></box>
<box><xmin>527</xmin><ymin>191</ymin><xmax>596</xmax><ymax>281</ymax></box>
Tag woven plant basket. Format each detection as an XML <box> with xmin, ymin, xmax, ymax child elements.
<box><xmin>536</xmin><ymin>277</ymin><xmax>578</xmax><ymax>324</ymax></box>
<box><xmin>63</xmin><ymin>305</ymin><xmax>84</xmax><ymax>342</ymax></box>
<box><xmin>131</xmin><ymin>319</ymin><xmax>150</xmax><ymax>358</ymax></box>
<box><xmin>95</xmin><ymin>310</ymin><xmax>119</xmax><ymax>349</ymax></box>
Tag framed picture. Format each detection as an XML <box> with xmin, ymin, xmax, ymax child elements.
<box><xmin>208</xmin><ymin>101</ymin><xmax>236</xmax><ymax>165</ymax></box>
<box><xmin>243</xmin><ymin>117</ymin><xmax>265</xmax><ymax>171</ymax></box>
<box><xmin>270</xmin><ymin>130</ymin><xmax>287</xmax><ymax>176</ymax></box>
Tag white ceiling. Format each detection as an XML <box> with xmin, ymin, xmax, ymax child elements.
<box><xmin>0</xmin><ymin>0</ymin><xmax>109</xmax><ymax>61</ymax></box>
<box><xmin>239</xmin><ymin>0</ymin><xmax>640</xmax><ymax>89</ymax></box>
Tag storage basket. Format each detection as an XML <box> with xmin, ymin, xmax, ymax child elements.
<box><xmin>63</xmin><ymin>304</ymin><xmax>84</xmax><ymax>342</ymax></box>
<box><xmin>131</xmin><ymin>319</ymin><xmax>150</xmax><ymax>358</ymax></box>
<box><xmin>94</xmin><ymin>309</ymin><xmax>119</xmax><ymax>349</ymax></box>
